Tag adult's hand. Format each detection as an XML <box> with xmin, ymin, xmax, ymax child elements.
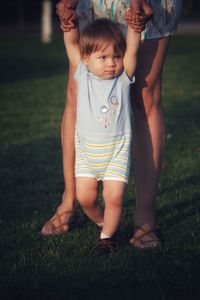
<box><xmin>125</xmin><ymin>0</ymin><xmax>153</xmax><ymax>32</ymax></box>
<box><xmin>56</xmin><ymin>0</ymin><xmax>78</xmax><ymax>32</ymax></box>
<box><xmin>131</xmin><ymin>0</ymin><xmax>153</xmax><ymax>17</ymax></box>
<box><xmin>60</xmin><ymin>0</ymin><xmax>78</xmax><ymax>9</ymax></box>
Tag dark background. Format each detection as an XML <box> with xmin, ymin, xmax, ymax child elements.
<box><xmin>0</xmin><ymin>0</ymin><xmax>200</xmax><ymax>29</ymax></box>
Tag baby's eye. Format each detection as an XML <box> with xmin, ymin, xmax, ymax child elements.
<box><xmin>114</xmin><ymin>55</ymin><xmax>122</xmax><ymax>59</ymax></box>
<box><xmin>99</xmin><ymin>56</ymin><xmax>106</xmax><ymax>60</ymax></box>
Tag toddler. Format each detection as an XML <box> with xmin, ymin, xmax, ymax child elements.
<box><xmin>62</xmin><ymin>13</ymin><xmax>141</xmax><ymax>253</ymax></box>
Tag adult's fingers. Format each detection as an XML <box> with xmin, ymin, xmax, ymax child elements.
<box><xmin>58</xmin><ymin>0</ymin><xmax>78</xmax><ymax>9</ymax></box>
<box><xmin>126</xmin><ymin>20</ymin><xmax>147</xmax><ymax>27</ymax></box>
<box><xmin>66</xmin><ymin>0</ymin><xmax>79</xmax><ymax>9</ymax></box>
<box><xmin>60</xmin><ymin>23</ymin><xmax>75</xmax><ymax>31</ymax></box>
<box><xmin>130</xmin><ymin>0</ymin><xmax>142</xmax><ymax>14</ymax></box>
<box><xmin>57</xmin><ymin>6</ymin><xmax>77</xmax><ymax>32</ymax></box>
<box><xmin>128</xmin><ymin>23</ymin><xmax>146</xmax><ymax>32</ymax></box>
<box><xmin>125</xmin><ymin>9</ymin><xmax>148</xmax><ymax>24</ymax></box>
<box><xmin>56</xmin><ymin>2</ymin><xmax>67</xmax><ymax>18</ymax></box>
<box><xmin>141</xmin><ymin>0</ymin><xmax>153</xmax><ymax>18</ymax></box>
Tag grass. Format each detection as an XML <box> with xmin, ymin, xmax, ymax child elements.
<box><xmin>0</xmin><ymin>34</ymin><xmax>200</xmax><ymax>300</ymax></box>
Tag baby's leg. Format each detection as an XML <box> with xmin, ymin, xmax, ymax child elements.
<box><xmin>101</xmin><ymin>180</ymin><xmax>126</xmax><ymax>238</ymax></box>
<box><xmin>76</xmin><ymin>178</ymin><xmax>103</xmax><ymax>224</ymax></box>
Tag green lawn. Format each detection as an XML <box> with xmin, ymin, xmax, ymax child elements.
<box><xmin>0</xmin><ymin>35</ymin><xmax>200</xmax><ymax>300</ymax></box>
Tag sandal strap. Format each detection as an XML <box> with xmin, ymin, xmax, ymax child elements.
<box><xmin>131</xmin><ymin>228</ymin><xmax>154</xmax><ymax>244</ymax></box>
<box><xmin>131</xmin><ymin>224</ymin><xmax>160</xmax><ymax>246</ymax></box>
<box><xmin>134</xmin><ymin>224</ymin><xmax>159</xmax><ymax>232</ymax></box>
<box><xmin>45</xmin><ymin>210</ymin><xmax>73</xmax><ymax>231</ymax></box>
<box><xmin>140</xmin><ymin>238</ymin><xmax>160</xmax><ymax>245</ymax></box>
<box><xmin>51</xmin><ymin>210</ymin><xmax>73</xmax><ymax>223</ymax></box>
<box><xmin>131</xmin><ymin>236</ymin><xmax>159</xmax><ymax>246</ymax></box>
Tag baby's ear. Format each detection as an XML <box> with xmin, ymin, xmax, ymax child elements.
<box><xmin>82</xmin><ymin>55</ymin><xmax>89</xmax><ymax>66</ymax></box>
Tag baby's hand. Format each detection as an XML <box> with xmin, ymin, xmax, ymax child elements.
<box><xmin>125</xmin><ymin>6</ymin><xmax>153</xmax><ymax>33</ymax></box>
<box><xmin>56</xmin><ymin>0</ymin><xmax>78</xmax><ymax>32</ymax></box>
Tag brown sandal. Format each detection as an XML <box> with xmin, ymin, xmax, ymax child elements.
<box><xmin>130</xmin><ymin>224</ymin><xmax>160</xmax><ymax>249</ymax></box>
<box><xmin>40</xmin><ymin>205</ymin><xmax>81</xmax><ymax>236</ymax></box>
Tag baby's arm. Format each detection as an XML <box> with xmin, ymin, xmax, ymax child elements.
<box><xmin>123</xmin><ymin>6</ymin><xmax>152</xmax><ymax>78</ymax></box>
<box><xmin>123</xmin><ymin>22</ymin><xmax>141</xmax><ymax>79</ymax></box>
<box><xmin>63</xmin><ymin>28</ymin><xmax>81</xmax><ymax>68</ymax></box>
<box><xmin>56</xmin><ymin>0</ymin><xmax>81</xmax><ymax>68</ymax></box>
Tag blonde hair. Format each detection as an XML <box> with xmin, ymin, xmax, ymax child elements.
<box><xmin>79</xmin><ymin>18</ymin><xmax>126</xmax><ymax>57</ymax></box>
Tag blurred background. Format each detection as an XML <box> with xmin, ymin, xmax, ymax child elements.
<box><xmin>0</xmin><ymin>0</ymin><xmax>200</xmax><ymax>41</ymax></box>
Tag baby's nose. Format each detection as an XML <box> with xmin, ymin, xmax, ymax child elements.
<box><xmin>107</xmin><ymin>58</ymin><xmax>115</xmax><ymax>66</ymax></box>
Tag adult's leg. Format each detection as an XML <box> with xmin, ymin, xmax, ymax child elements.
<box><xmin>130</xmin><ymin>37</ymin><xmax>170</xmax><ymax>248</ymax></box>
<box><xmin>61</xmin><ymin>64</ymin><xmax>77</xmax><ymax>210</ymax></box>
<box><xmin>41</xmin><ymin>64</ymin><xmax>78</xmax><ymax>235</ymax></box>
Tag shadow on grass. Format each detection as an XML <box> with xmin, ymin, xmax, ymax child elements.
<box><xmin>158</xmin><ymin>191</ymin><xmax>200</xmax><ymax>226</ymax></box>
<box><xmin>0</xmin><ymin>136</ymin><xmax>64</xmax><ymax>223</ymax></box>
<box><xmin>1</xmin><ymin>246</ymin><xmax>200</xmax><ymax>300</ymax></box>
<box><xmin>159</xmin><ymin>175</ymin><xmax>200</xmax><ymax>196</ymax></box>
<box><xmin>1</xmin><ymin>93</ymin><xmax>199</xmax><ymax>226</ymax></box>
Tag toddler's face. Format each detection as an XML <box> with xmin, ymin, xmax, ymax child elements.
<box><xmin>83</xmin><ymin>44</ymin><xmax>123</xmax><ymax>79</ymax></box>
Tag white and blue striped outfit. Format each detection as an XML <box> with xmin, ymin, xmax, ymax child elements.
<box><xmin>74</xmin><ymin>61</ymin><xmax>134</xmax><ymax>183</ymax></box>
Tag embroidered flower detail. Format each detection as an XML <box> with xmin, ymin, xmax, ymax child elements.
<box><xmin>98</xmin><ymin>95</ymin><xmax>120</xmax><ymax>128</ymax></box>
<box><xmin>100</xmin><ymin>105</ymin><xmax>109</xmax><ymax>114</ymax></box>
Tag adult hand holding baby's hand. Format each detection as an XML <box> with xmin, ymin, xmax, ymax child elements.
<box><xmin>56</xmin><ymin>0</ymin><xmax>79</xmax><ymax>32</ymax></box>
<box><xmin>125</xmin><ymin>0</ymin><xmax>153</xmax><ymax>33</ymax></box>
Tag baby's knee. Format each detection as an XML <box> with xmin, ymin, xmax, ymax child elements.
<box><xmin>76</xmin><ymin>190</ymin><xmax>97</xmax><ymax>208</ymax></box>
<box><xmin>103</xmin><ymin>189</ymin><xmax>123</xmax><ymax>207</ymax></box>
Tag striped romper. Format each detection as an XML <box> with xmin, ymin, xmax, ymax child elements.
<box><xmin>74</xmin><ymin>61</ymin><xmax>134</xmax><ymax>183</ymax></box>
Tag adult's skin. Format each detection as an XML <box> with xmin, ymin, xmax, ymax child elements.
<box><xmin>130</xmin><ymin>37</ymin><xmax>169</xmax><ymax>247</ymax></box>
<box><xmin>41</xmin><ymin>0</ymin><xmax>170</xmax><ymax>247</ymax></box>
